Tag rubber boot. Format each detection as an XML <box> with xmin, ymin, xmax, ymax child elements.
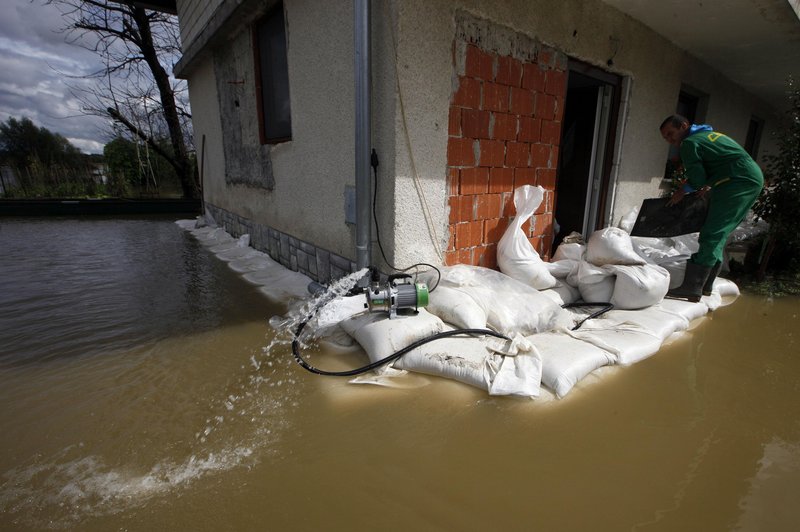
<box><xmin>666</xmin><ymin>262</ymin><xmax>712</xmax><ymax>303</ymax></box>
<box><xmin>702</xmin><ymin>261</ymin><xmax>722</xmax><ymax>296</ymax></box>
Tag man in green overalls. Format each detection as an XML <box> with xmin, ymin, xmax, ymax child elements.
<box><xmin>660</xmin><ymin>114</ymin><xmax>764</xmax><ymax>302</ymax></box>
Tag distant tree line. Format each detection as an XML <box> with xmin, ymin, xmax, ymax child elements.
<box><xmin>0</xmin><ymin>116</ymin><xmax>190</xmax><ymax>198</ymax></box>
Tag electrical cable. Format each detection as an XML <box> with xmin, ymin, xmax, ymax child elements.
<box><xmin>561</xmin><ymin>302</ymin><xmax>614</xmax><ymax>330</ymax></box>
<box><xmin>371</xmin><ymin>148</ymin><xmax>441</xmax><ymax>291</ymax></box>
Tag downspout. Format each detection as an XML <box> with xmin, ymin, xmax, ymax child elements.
<box><xmin>354</xmin><ymin>0</ymin><xmax>372</xmax><ymax>271</ymax></box>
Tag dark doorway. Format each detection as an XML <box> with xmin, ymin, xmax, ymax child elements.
<box><xmin>553</xmin><ymin>65</ymin><xmax>621</xmax><ymax>248</ymax></box>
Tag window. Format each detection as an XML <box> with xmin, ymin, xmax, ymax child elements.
<box><xmin>254</xmin><ymin>3</ymin><xmax>292</xmax><ymax>143</ymax></box>
<box><xmin>744</xmin><ymin>116</ymin><xmax>763</xmax><ymax>159</ymax></box>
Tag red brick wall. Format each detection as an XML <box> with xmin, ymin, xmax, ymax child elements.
<box><xmin>445</xmin><ymin>44</ymin><xmax>566</xmax><ymax>269</ymax></box>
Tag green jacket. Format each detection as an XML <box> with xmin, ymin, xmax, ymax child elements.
<box><xmin>680</xmin><ymin>131</ymin><xmax>763</xmax><ymax>190</ymax></box>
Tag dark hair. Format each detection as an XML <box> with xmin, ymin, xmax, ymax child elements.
<box><xmin>659</xmin><ymin>114</ymin><xmax>690</xmax><ymax>130</ymax></box>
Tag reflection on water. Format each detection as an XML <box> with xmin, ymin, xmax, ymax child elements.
<box><xmin>1</xmin><ymin>217</ymin><xmax>800</xmax><ymax>531</ymax></box>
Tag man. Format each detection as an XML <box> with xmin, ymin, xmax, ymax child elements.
<box><xmin>659</xmin><ymin>114</ymin><xmax>763</xmax><ymax>302</ymax></box>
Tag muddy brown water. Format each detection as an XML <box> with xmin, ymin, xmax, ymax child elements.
<box><xmin>1</xmin><ymin>217</ymin><xmax>799</xmax><ymax>531</ymax></box>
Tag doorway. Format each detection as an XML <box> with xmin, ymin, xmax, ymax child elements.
<box><xmin>553</xmin><ymin>62</ymin><xmax>621</xmax><ymax>248</ymax></box>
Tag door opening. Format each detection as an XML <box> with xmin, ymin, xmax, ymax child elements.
<box><xmin>553</xmin><ymin>64</ymin><xmax>621</xmax><ymax>248</ymax></box>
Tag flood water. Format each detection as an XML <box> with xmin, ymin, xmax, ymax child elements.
<box><xmin>1</xmin><ymin>217</ymin><xmax>799</xmax><ymax>531</ymax></box>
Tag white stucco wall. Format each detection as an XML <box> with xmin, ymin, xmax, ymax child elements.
<box><xmin>384</xmin><ymin>0</ymin><xmax>781</xmax><ymax>265</ymax></box>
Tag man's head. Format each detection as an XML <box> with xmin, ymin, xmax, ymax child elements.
<box><xmin>660</xmin><ymin>114</ymin><xmax>690</xmax><ymax>147</ymax></box>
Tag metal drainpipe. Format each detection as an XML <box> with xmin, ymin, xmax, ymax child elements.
<box><xmin>354</xmin><ymin>0</ymin><xmax>371</xmax><ymax>272</ymax></box>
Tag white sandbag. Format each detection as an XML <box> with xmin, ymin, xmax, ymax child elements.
<box><xmin>424</xmin><ymin>285</ymin><xmax>487</xmax><ymax>329</ymax></box>
<box><xmin>599</xmin><ymin>307</ymin><xmax>689</xmax><ymax>341</ymax></box>
<box><xmin>617</xmin><ymin>206</ymin><xmax>639</xmax><ymax>234</ymax></box>
<box><xmin>418</xmin><ymin>265</ymin><xmax>571</xmax><ymax>336</ymax></box>
<box><xmin>569</xmin><ymin>260</ymin><xmax>615</xmax><ymax>302</ymax></box>
<box><xmin>631</xmin><ymin>234</ymin><xmax>699</xmax><ymax>265</ymax></box>
<box><xmin>715</xmin><ymin>277</ymin><xmax>740</xmax><ymax>299</ymax></box>
<box><xmin>497</xmin><ymin>185</ymin><xmax>558</xmax><ymax>289</ymax></box>
<box><xmin>656</xmin><ymin>298</ymin><xmax>709</xmax><ymax>323</ymax></box>
<box><xmin>394</xmin><ymin>334</ymin><xmax>542</xmax><ymax>397</ymax></box>
<box><xmin>527</xmin><ymin>331</ymin><xmax>615</xmax><ymax>398</ymax></box>
<box><xmin>608</xmin><ymin>263</ymin><xmax>670</xmax><ymax>310</ymax></box>
<box><xmin>544</xmin><ymin>259</ymin><xmax>578</xmax><ymax>279</ymax></box>
<box><xmin>564</xmin><ymin>321</ymin><xmax>663</xmax><ymax>366</ymax></box>
<box><xmin>540</xmin><ymin>282</ymin><xmax>580</xmax><ymax>306</ymax></box>
<box><xmin>552</xmin><ymin>242</ymin><xmax>585</xmax><ymax>262</ymax></box>
<box><xmin>586</xmin><ymin>227</ymin><xmax>646</xmax><ymax>266</ymax></box>
<box><xmin>340</xmin><ymin>309</ymin><xmax>445</xmax><ymax>364</ymax></box>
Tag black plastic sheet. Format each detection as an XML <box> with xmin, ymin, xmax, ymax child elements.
<box><xmin>631</xmin><ymin>194</ymin><xmax>708</xmax><ymax>237</ymax></box>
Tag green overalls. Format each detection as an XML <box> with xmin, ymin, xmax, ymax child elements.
<box><xmin>680</xmin><ymin>130</ymin><xmax>764</xmax><ymax>267</ymax></box>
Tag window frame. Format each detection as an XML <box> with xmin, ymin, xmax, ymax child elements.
<box><xmin>253</xmin><ymin>3</ymin><xmax>292</xmax><ymax>145</ymax></box>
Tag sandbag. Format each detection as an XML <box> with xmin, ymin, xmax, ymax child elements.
<box><xmin>424</xmin><ymin>285</ymin><xmax>486</xmax><ymax>329</ymax></box>
<box><xmin>395</xmin><ymin>333</ymin><xmax>542</xmax><ymax>397</ymax></box>
<box><xmin>419</xmin><ymin>265</ymin><xmax>571</xmax><ymax>336</ymax></box>
<box><xmin>569</xmin><ymin>260</ymin><xmax>616</xmax><ymax>302</ymax></box>
<box><xmin>563</xmin><ymin>321</ymin><xmax>663</xmax><ymax>366</ymax></box>
<box><xmin>340</xmin><ymin>309</ymin><xmax>445</xmax><ymax>364</ymax></box>
<box><xmin>608</xmin><ymin>263</ymin><xmax>670</xmax><ymax>310</ymax></box>
<box><xmin>586</xmin><ymin>227</ymin><xmax>646</xmax><ymax>266</ymax></box>
<box><xmin>527</xmin><ymin>331</ymin><xmax>615</xmax><ymax>398</ymax></box>
<box><xmin>497</xmin><ymin>185</ymin><xmax>558</xmax><ymax>289</ymax></box>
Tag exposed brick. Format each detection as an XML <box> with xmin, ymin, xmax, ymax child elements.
<box><xmin>531</xmin><ymin>143</ymin><xmax>551</xmax><ymax>169</ymax></box>
<box><xmin>496</xmin><ymin>55</ymin><xmax>522</xmax><ymax>87</ymax></box>
<box><xmin>474</xmin><ymin>244</ymin><xmax>498</xmax><ymax>269</ymax></box>
<box><xmin>505</xmin><ymin>142</ymin><xmax>531</xmax><ymax>167</ymax></box>
<box><xmin>449</xmin><ymin>195</ymin><xmax>473</xmax><ymax>224</ymax></box>
<box><xmin>551</xmin><ymin>146</ymin><xmax>560</xmax><ymax>169</ymax></box>
<box><xmin>538</xmin><ymin>49</ymin><xmax>553</xmax><ymax>68</ymax></box>
<box><xmin>555</xmin><ymin>95</ymin><xmax>566</xmax><ymax>122</ymax></box>
<box><xmin>521</xmin><ymin>219</ymin><xmax>532</xmax><ymax>237</ymax></box>
<box><xmin>461</xmin><ymin>109</ymin><xmax>491</xmax><ymax>139</ymax></box>
<box><xmin>483</xmin><ymin>82</ymin><xmax>509</xmax><ymax>112</ymax></box>
<box><xmin>518</xmin><ymin>117</ymin><xmax>541</xmax><ymax>143</ymax></box>
<box><xmin>535</xmin><ymin>191</ymin><xmax>551</xmax><ymax>215</ymax></box>
<box><xmin>447</xmin><ymin>225</ymin><xmax>455</xmax><ymax>250</ymax></box>
<box><xmin>478</xmin><ymin>139</ymin><xmax>505</xmax><ymax>167</ymax></box>
<box><xmin>509</xmin><ymin>86</ymin><xmax>534</xmax><ymax>116</ymax></box>
<box><xmin>528</xmin><ymin>235</ymin><xmax>544</xmax><ymax>254</ymax></box>
<box><xmin>460</xmin><ymin>167</ymin><xmax>489</xmax><ymax>195</ymax></box>
<box><xmin>447</xmin><ymin>137</ymin><xmax>475</xmax><ymax>167</ymax></box>
<box><xmin>448</xmin><ymin>106</ymin><xmax>461</xmax><ymax>136</ymax></box>
<box><xmin>476</xmin><ymin>193</ymin><xmax>503</xmax><ymax>220</ymax></box>
<box><xmin>540</xmin><ymin>120</ymin><xmax>561</xmax><ymax>145</ymax></box>
<box><xmin>534</xmin><ymin>93</ymin><xmax>556</xmax><ymax>121</ymax></box>
<box><xmin>448</xmin><ymin>168</ymin><xmax>459</xmax><ymax>196</ymax></box>
<box><xmin>489</xmin><ymin>167</ymin><xmax>514</xmax><ymax>193</ymax></box>
<box><xmin>484</xmin><ymin>217</ymin><xmax>509</xmax><ymax>243</ymax></box>
<box><xmin>465</xmin><ymin>44</ymin><xmax>494</xmax><ymax>81</ymax></box>
<box><xmin>501</xmin><ymin>192</ymin><xmax>515</xmax><ymax>217</ymax></box>
<box><xmin>545</xmin><ymin>69</ymin><xmax>566</xmax><ymax>97</ymax></box>
<box><xmin>537</xmin><ymin>168</ymin><xmax>557</xmax><ymax>189</ymax></box>
<box><xmin>444</xmin><ymin>250</ymin><xmax>458</xmax><ymax>265</ymax></box>
<box><xmin>453</xmin><ymin>76</ymin><xmax>481</xmax><ymax>108</ymax></box>
<box><xmin>455</xmin><ymin>220</ymin><xmax>483</xmax><ymax>249</ymax></box>
<box><xmin>491</xmin><ymin>113</ymin><xmax>517</xmax><ymax>141</ymax></box>
<box><xmin>514</xmin><ymin>167</ymin><xmax>536</xmax><ymax>188</ymax></box>
<box><xmin>522</xmin><ymin>63</ymin><xmax>546</xmax><ymax>92</ymax></box>
<box><xmin>457</xmin><ymin>248</ymin><xmax>472</xmax><ymax>265</ymax></box>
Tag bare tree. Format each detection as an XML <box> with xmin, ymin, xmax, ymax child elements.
<box><xmin>49</xmin><ymin>0</ymin><xmax>199</xmax><ymax>199</ymax></box>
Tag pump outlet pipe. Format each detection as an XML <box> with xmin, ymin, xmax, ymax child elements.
<box><xmin>354</xmin><ymin>0</ymin><xmax>371</xmax><ymax>272</ymax></box>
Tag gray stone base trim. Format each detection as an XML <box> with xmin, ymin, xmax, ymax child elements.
<box><xmin>203</xmin><ymin>203</ymin><xmax>356</xmax><ymax>284</ymax></box>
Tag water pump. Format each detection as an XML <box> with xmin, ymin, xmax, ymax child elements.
<box><xmin>364</xmin><ymin>269</ymin><xmax>429</xmax><ymax>319</ymax></box>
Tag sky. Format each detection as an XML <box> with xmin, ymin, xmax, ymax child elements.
<box><xmin>0</xmin><ymin>0</ymin><xmax>129</xmax><ymax>154</ymax></box>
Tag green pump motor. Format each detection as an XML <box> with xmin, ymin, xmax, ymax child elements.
<box><xmin>365</xmin><ymin>270</ymin><xmax>429</xmax><ymax>319</ymax></box>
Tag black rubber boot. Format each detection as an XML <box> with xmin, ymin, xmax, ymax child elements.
<box><xmin>666</xmin><ymin>262</ymin><xmax>712</xmax><ymax>303</ymax></box>
<box><xmin>702</xmin><ymin>261</ymin><xmax>722</xmax><ymax>296</ymax></box>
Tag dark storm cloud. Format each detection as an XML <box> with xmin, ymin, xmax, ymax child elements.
<box><xmin>0</xmin><ymin>0</ymin><xmax>113</xmax><ymax>153</ymax></box>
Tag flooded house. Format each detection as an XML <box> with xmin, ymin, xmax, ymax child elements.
<box><xmin>151</xmin><ymin>0</ymin><xmax>797</xmax><ymax>283</ymax></box>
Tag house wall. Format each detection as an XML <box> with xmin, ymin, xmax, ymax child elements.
<box><xmin>176</xmin><ymin>0</ymin><xmax>362</xmax><ymax>281</ymax></box>
<box><xmin>385</xmin><ymin>0</ymin><xmax>780</xmax><ymax>268</ymax></box>
<box><xmin>176</xmin><ymin>0</ymin><xmax>781</xmax><ymax>283</ymax></box>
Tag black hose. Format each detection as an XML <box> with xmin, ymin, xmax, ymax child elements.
<box><xmin>292</xmin><ymin>319</ymin><xmax>509</xmax><ymax>377</ymax></box>
<box><xmin>561</xmin><ymin>302</ymin><xmax>614</xmax><ymax>330</ymax></box>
